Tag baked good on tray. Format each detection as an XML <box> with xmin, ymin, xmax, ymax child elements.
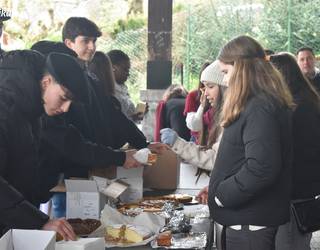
<box><xmin>156</xmin><ymin>231</ymin><xmax>172</xmax><ymax>247</ymax></box>
<box><xmin>143</xmin><ymin>194</ymin><xmax>193</xmax><ymax>204</ymax></box>
<box><xmin>67</xmin><ymin>218</ymin><xmax>101</xmax><ymax>235</ymax></box>
<box><xmin>117</xmin><ymin>199</ymin><xmax>177</xmax><ymax>216</ymax></box>
<box><xmin>163</xmin><ymin>194</ymin><xmax>193</xmax><ymax>204</ymax></box>
<box><xmin>147</xmin><ymin>153</ymin><xmax>157</xmax><ymax>164</ymax></box>
<box><xmin>117</xmin><ymin>195</ymin><xmax>193</xmax><ymax>216</ymax></box>
<box><xmin>105</xmin><ymin>224</ymin><xmax>153</xmax><ymax>243</ymax></box>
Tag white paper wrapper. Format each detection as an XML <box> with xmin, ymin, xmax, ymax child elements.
<box><xmin>101</xmin><ymin>204</ymin><xmax>166</xmax><ymax>248</ymax></box>
<box><xmin>182</xmin><ymin>204</ymin><xmax>210</xmax><ymax>219</ymax></box>
<box><xmin>133</xmin><ymin>148</ymin><xmax>151</xmax><ymax>164</ymax></box>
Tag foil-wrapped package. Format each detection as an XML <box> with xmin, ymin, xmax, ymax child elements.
<box><xmin>164</xmin><ymin>210</ymin><xmax>191</xmax><ymax>233</ymax></box>
<box><xmin>171</xmin><ymin>232</ymin><xmax>207</xmax><ymax>248</ymax></box>
<box><xmin>151</xmin><ymin>232</ymin><xmax>207</xmax><ymax>249</ymax></box>
<box><xmin>162</xmin><ymin>201</ymin><xmax>176</xmax><ymax>218</ymax></box>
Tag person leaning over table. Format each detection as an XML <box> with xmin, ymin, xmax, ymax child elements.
<box><xmin>207</xmin><ymin>35</ymin><xmax>294</xmax><ymax>250</ymax></box>
<box><xmin>160</xmin><ymin>60</ymin><xmax>227</xmax><ymax>173</ymax></box>
<box><xmin>0</xmin><ymin>50</ymin><xmax>92</xmax><ymax>240</ymax></box>
<box><xmin>33</xmin><ymin>18</ymin><xmax>167</xmax><ymax>217</ymax></box>
<box><xmin>31</xmin><ymin>40</ymin><xmax>143</xmax><ymax>218</ymax></box>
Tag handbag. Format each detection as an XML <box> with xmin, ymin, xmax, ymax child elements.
<box><xmin>291</xmin><ymin>195</ymin><xmax>320</xmax><ymax>233</ymax></box>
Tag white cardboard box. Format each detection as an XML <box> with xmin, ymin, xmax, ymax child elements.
<box><xmin>65</xmin><ymin>179</ymin><xmax>106</xmax><ymax>219</ymax></box>
<box><xmin>178</xmin><ymin>162</ymin><xmax>210</xmax><ymax>189</ymax></box>
<box><xmin>0</xmin><ymin>229</ymin><xmax>55</xmax><ymax>250</ymax></box>
<box><xmin>117</xmin><ymin>167</ymin><xmax>143</xmax><ymax>203</ymax></box>
<box><xmin>55</xmin><ymin>237</ymin><xmax>105</xmax><ymax>250</ymax></box>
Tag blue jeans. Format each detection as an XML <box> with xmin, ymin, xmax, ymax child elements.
<box><xmin>51</xmin><ymin>193</ymin><xmax>66</xmax><ymax>218</ymax></box>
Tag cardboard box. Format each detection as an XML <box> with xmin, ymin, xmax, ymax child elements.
<box><xmin>88</xmin><ymin>166</ymin><xmax>117</xmax><ymax>180</ymax></box>
<box><xmin>143</xmin><ymin>149</ymin><xmax>180</xmax><ymax>189</ymax></box>
<box><xmin>102</xmin><ymin>180</ymin><xmax>129</xmax><ymax>200</ymax></box>
<box><xmin>50</xmin><ymin>177</ymin><xmax>88</xmax><ymax>193</ymax></box>
<box><xmin>65</xmin><ymin>179</ymin><xmax>106</xmax><ymax>219</ymax></box>
<box><xmin>178</xmin><ymin>162</ymin><xmax>210</xmax><ymax>189</ymax></box>
<box><xmin>56</xmin><ymin>237</ymin><xmax>105</xmax><ymax>250</ymax></box>
<box><xmin>117</xmin><ymin>167</ymin><xmax>144</xmax><ymax>203</ymax></box>
<box><xmin>0</xmin><ymin>229</ymin><xmax>55</xmax><ymax>250</ymax></box>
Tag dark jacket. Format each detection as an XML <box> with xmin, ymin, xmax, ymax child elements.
<box><xmin>291</xmin><ymin>94</ymin><xmax>320</xmax><ymax>199</ymax></box>
<box><xmin>311</xmin><ymin>72</ymin><xmax>320</xmax><ymax>94</ymax></box>
<box><xmin>163</xmin><ymin>97</ymin><xmax>190</xmax><ymax>141</ymax></box>
<box><xmin>0</xmin><ymin>50</ymin><xmax>49</xmax><ymax>233</ymax></box>
<box><xmin>208</xmin><ymin>96</ymin><xmax>293</xmax><ymax>226</ymax></box>
<box><xmin>38</xmin><ymin>69</ymin><xmax>148</xmax><ymax>201</ymax></box>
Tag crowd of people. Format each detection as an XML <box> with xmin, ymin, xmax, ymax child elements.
<box><xmin>0</xmin><ymin>9</ymin><xmax>320</xmax><ymax>250</ymax></box>
<box><xmin>160</xmin><ymin>39</ymin><xmax>320</xmax><ymax>250</ymax></box>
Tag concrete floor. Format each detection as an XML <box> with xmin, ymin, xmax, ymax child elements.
<box><xmin>311</xmin><ymin>231</ymin><xmax>320</xmax><ymax>249</ymax></box>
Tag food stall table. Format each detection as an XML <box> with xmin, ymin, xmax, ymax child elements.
<box><xmin>107</xmin><ymin>188</ymin><xmax>216</xmax><ymax>250</ymax></box>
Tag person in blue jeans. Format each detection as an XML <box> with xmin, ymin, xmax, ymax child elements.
<box><xmin>51</xmin><ymin>193</ymin><xmax>66</xmax><ymax>218</ymax></box>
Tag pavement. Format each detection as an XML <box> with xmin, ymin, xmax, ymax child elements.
<box><xmin>311</xmin><ymin>231</ymin><xmax>320</xmax><ymax>249</ymax></box>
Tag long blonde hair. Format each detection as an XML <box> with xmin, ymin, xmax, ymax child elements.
<box><xmin>218</xmin><ymin>35</ymin><xmax>294</xmax><ymax>127</ymax></box>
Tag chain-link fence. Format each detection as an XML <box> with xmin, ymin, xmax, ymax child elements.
<box><xmin>98</xmin><ymin>29</ymin><xmax>147</xmax><ymax>104</ymax></box>
<box><xmin>173</xmin><ymin>0</ymin><xmax>320</xmax><ymax>90</ymax></box>
<box><xmin>98</xmin><ymin>0</ymin><xmax>320</xmax><ymax>104</ymax></box>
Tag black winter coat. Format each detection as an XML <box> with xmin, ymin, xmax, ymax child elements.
<box><xmin>291</xmin><ymin>94</ymin><xmax>320</xmax><ymax>199</ymax></box>
<box><xmin>311</xmin><ymin>72</ymin><xmax>320</xmax><ymax>94</ymax></box>
<box><xmin>0</xmin><ymin>51</ymin><xmax>49</xmax><ymax>233</ymax></box>
<box><xmin>208</xmin><ymin>96</ymin><xmax>293</xmax><ymax>226</ymax></box>
<box><xmin>163</xmin><ymin>97</ymin><xmax>190</xmax><ymax>141</ymax></box>
<box><xmin>38</xmin><ymin>70</ymin><xmax>148</xmax><ymax>201</ymax></box>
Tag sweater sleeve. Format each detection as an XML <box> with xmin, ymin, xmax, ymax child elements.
<box><xmin>183</xmin><ymin>90</ymin><xmax>199</xmax><ymax>115</ymax></box>
<box><xmin>185</xmin><ymin>106</ymin><xmax>204</xmax><ymax>132</ymax></box>
<box><xmin>114</xmin><ymin>86</ymin><xmax>136</xmax><ymax>120</ymax></box>
<box><xmin>172</xmin><ymin>133</ymin><xmax>221</xmax><ymax>170</ymax></box>
<box><xmin>0</xmin><ymin>100</ymin><xmax>48</xmax><ymax>230</ymax></box>
<box><xmin>111</xmin><ymin>106</ymin><xmax>148</xmax><ymax>149</ymax></box>
<box><xmin>215</xmin><ymin>106</ymin><xmax>283</xmax><ymax>208</ymax></box>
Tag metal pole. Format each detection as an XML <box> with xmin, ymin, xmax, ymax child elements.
<box><xmin>186</xmin><ymin>4</ymin><xmax>191</xmax><ymax>89</ymax></box>
<box><xmin>287</xmin><ymin>0</ymin><xmax>292</xmax><ymax>52</ymax></box>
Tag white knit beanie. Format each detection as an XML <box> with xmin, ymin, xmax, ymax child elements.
<box><xmin>200</xmin><ymin>60</ymin><xmax>226</xmax><ymax>86</ymax></box>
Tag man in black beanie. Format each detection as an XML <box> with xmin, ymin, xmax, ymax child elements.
<box><xmin>31</xmin><ymin>40</ymin><xmax>143</xmax><ymax>213</ymax></box>
<box><xmin>31</xmin><ymin>40</ymin><xmax>78</xmax><ymax>58</ymax></box>
<box><xmin>0</xmin><ymin>50</ymin><xmax>94</xmax><ymax>240</ymax></box>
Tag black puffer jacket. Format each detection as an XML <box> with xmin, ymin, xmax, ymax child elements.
<box><xmin>37</xmin><ymin>69</ymin><xmax>148</xmax><ymax>202</ymax></box>
<box><xmin>163</xmin><ymin>97</ymin><xmax>190</xmax><ymax>141</ymax></box>
<box><xmin>208</xmin><ymin>96</ymin><xmax>293</xmax><ymax>226</ymax></box>
<box><xmin>0</xmin><ymin>50</ymin><xmax>49</xmax><ymax>234</ymax></box>
<box><xmin>291</xmin><ymin>93</ymin><xmax>320</xmax><ymax>199</ymax></box>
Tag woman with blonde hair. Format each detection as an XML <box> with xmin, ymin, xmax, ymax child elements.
<box><xmin>208</xmin><ymin>35</ymin><xmax>294</xmax><ymax>250</ymax></box>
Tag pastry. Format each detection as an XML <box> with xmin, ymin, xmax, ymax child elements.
<box><xmin>106</xmin><ymin>224</ymin><xmax>152</xmax><ymax>243</ymax></box>
<box><xmin>147</xmin><ymin>153</ymin><xmax>157</xmax><ymax>165</ymax></box>
<box><xmin>163</xmin><ymin>194</ymin><xmax>193</xmax><ymax>204</ymax></box>
<box><xmin>67</xmin><ymin>218</ymin><xmax>101</xmax><ymax>235</ymax></box>
<box><xmin>156</xmin><ymin>231</ymin><xmax>172</xmax><ymax>247</ymax></box>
